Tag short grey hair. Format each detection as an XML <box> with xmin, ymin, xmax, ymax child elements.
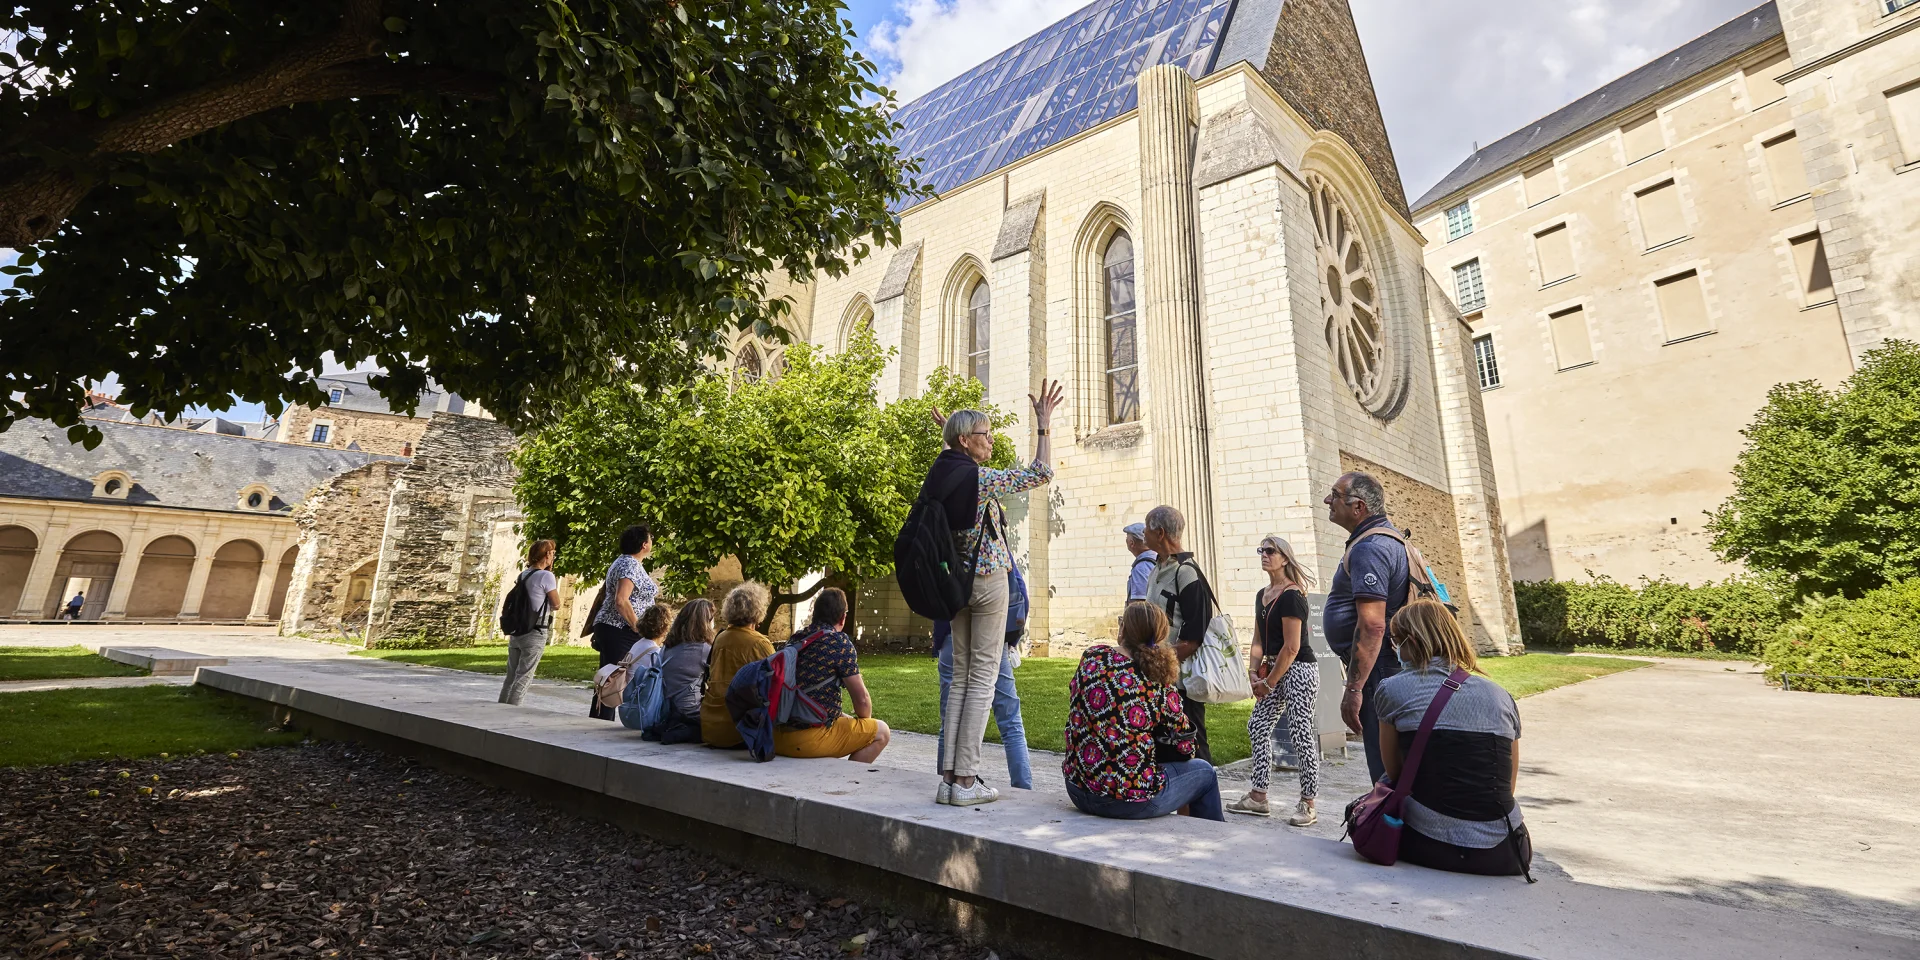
<box><xmin>722</xmin><ymin>581</ymin><xmax>770</xmax><ymax>628</ymax></box>
<box><xmin>1344</xmin><ymin>471</ymin><xmax>1387</xmax><ymax>517</ymax></box>
<box><xmin>943</xmin><ymin>409</ymin><xmax>991</xmax><ymax>449</ymax></box>
<box><xmin>1144</xmin><ymin>505</ymin><xmax>1185</xmax><ymax>541</ymax></box>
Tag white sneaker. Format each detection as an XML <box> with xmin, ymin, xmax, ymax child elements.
<box><xmin>1288</xmin><ymin>799</ymin><xmax>1318</xmax><ymax>827</ymax></box>
<box><xmin>936</xmin><ymin>780</ymin><xmax>952</xmax><ymax>805</ymax></box>
<box><xmin>948</xmin><ymin>780</ymin><xmax>1000</xmax><ymax>807</ymax></box>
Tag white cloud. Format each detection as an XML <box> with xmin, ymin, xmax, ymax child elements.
<box><xmin>866</xmin><ymin>0</ymin><xmax>1087</xmax><ymax>103</ymax></box>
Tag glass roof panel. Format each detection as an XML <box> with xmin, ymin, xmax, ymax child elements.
<box><xmin>889</xmin><ymin>0</ymin><xmax>1235</xmax><ymax>207</ymax></box>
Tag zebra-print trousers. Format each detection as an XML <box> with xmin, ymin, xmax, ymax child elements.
<box><xmin>1247</xmin><ymin>659</ymin><xmax>1320</xmax><ymax>799</ymax></box>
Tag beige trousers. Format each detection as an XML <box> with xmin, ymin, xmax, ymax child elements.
<box><xmin>940</xmin><ymin>569</ymin><xmax>1010</xmax><ymax>779</ymax></box>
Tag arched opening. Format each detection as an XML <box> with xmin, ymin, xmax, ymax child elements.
<box><xmin>200</xmin><ymin>539</ymin><xmax>264</xmax><ymax>620</ymax></box>
<box><xmin>267</xmin><ymin>545</ymin><xmax>299</xmax><ymax>621</ymax></box>
<box><xmin>0</xmin><ymin>526</ymin><xmax>39</xmax><ymax>617</ymax></box>
<box><xmin>125</xmin><ymin>535</ymin><xmax>196</xmax><ymax>619</ymax></box>
<box><xmin>1101</xmin><ymin>232</ymin><xmax>1140</xmax><ymax>424</ymax></box>
<box><xmin>340</xmin><ymin>558</ymin><xmax>378</xmax><ymax>625</ymax></box>
<box><xmin>44</xmin><ymin>530</ymin><xmax>124</xmax><ymax>620</ymax></box>
<box><xmin>838</xmin><ymin>297</ymin><xmax>875</xmax><ymax>351</ymax></box>
<box><xmin>733</xmin><ymin>342</ymin><xmax>764</xmax><ymax>383</ymax></box>
<box><xmin>967</xmin><ymin>280</ymin><xmax>992</xmax><ymax>388</ymax></box>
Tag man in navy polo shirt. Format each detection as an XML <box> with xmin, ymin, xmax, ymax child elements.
<box><xmin>1321</xmin><ymin>471</ymin><xmax>1410</xmax><ymax>782</ymax></box>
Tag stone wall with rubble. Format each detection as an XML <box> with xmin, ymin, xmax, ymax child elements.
<box><xmin>278</xmin><ymin>460</ymin><xmax>406</xmax><ymax>637</ymax></box>
<box><xmin>365</xmin><ymin>414</ymin><xmax>521</xmax><ymax>644</ymax></box>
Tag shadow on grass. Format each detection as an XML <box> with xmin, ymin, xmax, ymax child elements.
<box><xmin>0</xmin><ymin>686</ymin><xmax>303</xmax><ymax>767</ymax></box>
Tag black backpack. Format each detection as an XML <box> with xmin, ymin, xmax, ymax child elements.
<box><xmin>498</xmin><ymin>570</ymin><xmax>541</xmax><ymax>636</ymax></box>
<box><xmin>892</xmin><ymin>467</ymin><xmax>991</xmax><ymax>620</ymax></box>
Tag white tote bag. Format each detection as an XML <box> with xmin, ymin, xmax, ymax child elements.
<box><xmin>1166</xmin><ymin>562</ymin><xmax>1254</xmax><ymax>704</ymax></box>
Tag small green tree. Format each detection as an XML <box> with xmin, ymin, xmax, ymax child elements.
<box><xmin>512</xmin><ymin>333</ymin><xmax>1013</xmax><ymax>629</ymax></box>
<box><xmin>1708</xmin><ymin>340</ymin><xmax>1920</xmax><ymax>598</ymax></box>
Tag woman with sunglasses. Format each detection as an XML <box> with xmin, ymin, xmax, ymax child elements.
<box><xmin>1225</xmin><ymin>535</ymin><xmax>1321</xmax><ymax>825</ymax></box>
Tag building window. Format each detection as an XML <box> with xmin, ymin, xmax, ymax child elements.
<box><xmin>1622</xmin><ymin>114</ymin><xmax>1664</xmax><ymax>163</ymax></box>
<box><xmin>1102</xmin><ymin>233</ymin><xmax>1140</xmax><ymax>424</ymax></box>
<box><xmin>1472</xmin><ymin>335</ymin><xmax>1501</xmax><ymax>390</ymax></box>
<box><xmin>1548</xmin><ymin>305</ymin><xmax>1594</xmax><ymax>370</ymax></box>
<box><xmin>966</xmin><ymin>280</ymin><xmax>991</xmax><ymax>388</ymax></box>
<box><xmin>1791</xmin><ymin>232</ymin><xmax>1836</xmax><ymax>306</ymax></box>
<box><xmin>1524</xmin><ymin>162</ymin><xmax>1560</xmax><ymax>207</ymax></box>
<box><xmin>1763</xmin><ymin>133</ymin><xmax>1810</xmax><ymax>203</ymax></box>
<box><xmin>1534</xmin><ymin>224</ymin><xmax>1576</xmax><ymax>285</ymax></box>
<box><xmin>1635</xmin><ymin>180</ymin><xmax>1688</xmax><ymax>249</ymax></box>
<box><xmin>1655</xmin><ymin>270</ymin><xmax>1713</xmax><ymax>342</ymax></box>
<box><xmin>1453</xmin><ymin>259</ymin><xmax>1486</xmax><ymax>313</ymax></box>
<box><xmin>327</xmin><ymin>387</ymin><xmax>343</xmax><ymax>404</ymax></box>
<box><xmin>104</xmin><ymin>478</ymin><xmax>123</xmax><ymax>496</ymax></box>
<box><xmin>1890</xmin><ymin>0</ymin><xmax>1918</xmax><ymax>13</ymax></box>
<box><xmin>733</xmin><ymin>343</ymin><xmax>763</xmax><ymax>383</ymax></box>
<box><xmin>310</xmin><ymin>423</ymin><xmax>330</xmax><ymax>444</ymax></box>
<box><xmin>1888</xmin><ymin>80</ymin><xmax>1920</xmax><ymax>163</ymax></box>
<box><xmin>1445</xmin><ymin>201</ymin><xmax>1474</xmax><ymax>240</ymax></box>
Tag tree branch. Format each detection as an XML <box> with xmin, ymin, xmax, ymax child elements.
<box><xmin>760</xmin><ymin>578</ymin><xmax>832</xmax><ymax>634</ymax></box>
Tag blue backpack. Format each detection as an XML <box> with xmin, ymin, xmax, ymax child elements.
<box><xmin>724</xmin><ymin>627</ymin><xmax>839</xmax><ymax>762</ymax></box>
<box><xmin>618</xmin><ymin>648</ymin><xmax>668</xmax><ymax>733</ymax></box>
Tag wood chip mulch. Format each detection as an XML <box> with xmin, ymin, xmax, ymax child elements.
<box><xmin>1</xmin><ymin>742</ymin><xmax>991</xmax><ymax>959</ymax></box>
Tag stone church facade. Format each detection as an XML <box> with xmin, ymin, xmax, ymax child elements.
<box><xmin>769</xmin><ymin>0</ymin><xmax>1521</xmax><ymax>653</ymax></box>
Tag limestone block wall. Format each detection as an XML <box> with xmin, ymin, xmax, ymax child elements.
<box><xmin>366</xmin><ymin>414</ymin><xmax>520</xmax><ymax>644</ymax></box>
<box><xmin>1257</xmin><ymin>0</ymin><xmax>1408</xmax><ymax>216</ymax></box>
<box><xmin>280</xmin><ymin>406</ymin><xmax>432</xmax><ymax>458</ymax></box>
<box><xmin>279</xmin><ymin>460</ymin><xmax>406</xmax><ymax>636</ymax></box>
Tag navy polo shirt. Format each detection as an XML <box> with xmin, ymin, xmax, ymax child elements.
<box><xmin>1324</xmin><ymin>514</ymin><xmax>1409</xmax><ymax>679</ymax></box>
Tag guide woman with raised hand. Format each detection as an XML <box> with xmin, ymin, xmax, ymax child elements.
<box><xmin>925</xmin><ymin>380</ymin><xmax>1062</xmax><ymax>807</ymax></box>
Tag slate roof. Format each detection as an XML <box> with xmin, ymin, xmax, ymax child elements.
<box><xmin>1410</xmin><ymin>2</ymin><xmax>1782</xmax><ymax>214</ymax></box>
<box><xmin>315</xmin><ymin>372</ymin><xmax>465</xmax><ymax>418</ymax></box>
<box><xmin>0</xmin><ymin>418</ymin><xmax>403</xmax><ymax>514</ymax></box>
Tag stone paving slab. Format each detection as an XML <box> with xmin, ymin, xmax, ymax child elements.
<box><xmin>191</xmin><ymin>656</ymin><xmax>1914</xmax><ymax>960</ymax></box>
<box><xmin>98</xmin><ymin>646</ymin><xmax>228</xmax><ymax>675</ymax></box>
<box><xmin>0</xmin><ymin>675</ymin><xmax>193</xmax><ymax>694</ymax></box>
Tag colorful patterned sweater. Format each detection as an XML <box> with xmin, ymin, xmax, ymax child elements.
<box><xmin>1062</xmin><ymin>645</ymin><xmax>1196</xmax><ymax>802</ymax></box>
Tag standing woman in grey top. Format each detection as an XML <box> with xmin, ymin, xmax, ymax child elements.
<box><xmin>499</xmin><ymin>539</ymin><xmax>561</xmax><ymax>705</ymax></box>
<box><xmin>1373</xmin><ymin>600</ymin><xmax>1533</xmax><ymax>879</ymax></box>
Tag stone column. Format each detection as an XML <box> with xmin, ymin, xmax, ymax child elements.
<box><xmin>991</xmin><ymin>191</ymin><xmax>1050</xmax><ymax>641</ymax></box>
<box><xmin>101</xmin><ymin>518</ymin><xmax>151</xmax><ymax>620</ymax></box>
<box><xmin>1135</xmin><ymin>64</ymin><xmax>1217</xmax><ymax>570</ymax></box>
<box><xmin>244</xmin><ymin>534</ymin><xmax>289</xmax><ymax>623</ymax></box>
<box><xmin>174</xmin><ymin>552</ymin><xmax>217</xmax><ymax>620</ymax></box>
<box><xmin>14</xmin><ymin>520</ymin><xmax>69</xmax><ymax>618</ymax></box>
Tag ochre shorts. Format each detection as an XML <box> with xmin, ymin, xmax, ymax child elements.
<box><xmin>773</xmin><ymin>717</ymin><xmax>880</xmax><ymax>759</ymax></box>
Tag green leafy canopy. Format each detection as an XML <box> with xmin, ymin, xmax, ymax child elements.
<box><xmin>1707</xmin><ymin>340</ymin><xmax>1920</xmax><ymax>599</ymax></box>
<box><xmin>0</xmin><ymin>0</ymin><xmax>922</xmax><ymax>446</ymax></box>
<box><xmin>511</xmin><ymin>332</ymin><xmax>1015</xmax><ymax>625</ymax></box>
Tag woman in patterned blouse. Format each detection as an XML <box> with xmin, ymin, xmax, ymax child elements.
<box><xmin>589</xmin><ymin>523</ymin><xmax>658</xmax><ymax>720</ymax></box>
<box><xmin>925</xmin><ymin>380</ymin><xmax>1063</xmax><ymax>808</ymax></box>
<box><xmin>1062</xmin><ymin>603</ymin><xmax>1225</xmax><ymax>821</ymax></box>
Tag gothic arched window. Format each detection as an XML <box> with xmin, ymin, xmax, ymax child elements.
<box><xmin>967</xmin><ymin>280</ymin><xmax>991</xmax><ymax>388</ymax></box>
<box><xmin>733</xmin><ymin>343</ymin><xmax>763</xmax><ymax>383</ymax></box>
<box><xmin>1102</xmin><ymin>233</ymin><xmax>1139</xmax><ymax>424</ymax></box>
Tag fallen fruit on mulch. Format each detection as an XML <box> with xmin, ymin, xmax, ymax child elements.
<box><xmin>1</xmin><ymin>742</ymin><xmax>988</xmax><ymax>958</ymax></box>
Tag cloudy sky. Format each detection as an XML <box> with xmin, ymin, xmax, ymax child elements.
<box><xmin>846</xmin><ymin>0</ymin><xmax>1770</xmax><ymax>200</ymax></box>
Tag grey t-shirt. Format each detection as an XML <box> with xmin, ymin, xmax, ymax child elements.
<box><xmin>1374</xmin><ymin>661</ymin><xmax>1524</xmax><ymax>848</ymax></box>
<box><xmin>659</xmin><ymin>641</ymin><xmax>711</xmax><ymax>718</ymax></box>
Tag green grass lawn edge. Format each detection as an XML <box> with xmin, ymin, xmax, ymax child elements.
<box><xmin>0</xmin><ymin>645</ymin><xmax>147</xmax><ymax>682</ymax></box>
<box><xmin>0</xmin><ymin>685</ymin><xmax>303</xmax><ymax>767</ymax></box>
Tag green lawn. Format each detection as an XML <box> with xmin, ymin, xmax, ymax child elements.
<box><xmin>0</xmin><ymin>645</ymin><xmax>146</xmax><ymax>682</ymax></box>
<box><xmin>354</xmin><ymin>643</ymin><xmax>602</xmax><ymax>681</ymax></box>
<box><xmin>0</xmin><ymin>686</ymin><xmax>304</xmax><ymax>767</ymax></box>
<box><xmin>354</xmin><ymin>645</ymin><xmax>1649</xmax><ymax>767</ymax></box>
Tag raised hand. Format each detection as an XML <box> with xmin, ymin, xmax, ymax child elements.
<box><xmin>1028</xmin><ymin>380</ymin><xmax>1065</xmax><ymax>424</ymax></box>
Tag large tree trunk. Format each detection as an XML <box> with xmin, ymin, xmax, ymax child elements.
<box><xmin>759</xmin><ymin>578</ymin><xmax>832</xmax><ymax>636</ymax></box>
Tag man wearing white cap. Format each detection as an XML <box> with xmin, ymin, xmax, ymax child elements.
<box><xmin>1123</xmin><ymin>522</ymin><xmax>1157</xmax><ymax>602</ymax></box>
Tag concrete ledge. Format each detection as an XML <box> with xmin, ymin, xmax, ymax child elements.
<box><xmin>99</xmin><ymin>646</ymin><xmax>228</xmax><ymax>675</ymax></box>
<box><xmin>193</xmin><ymin>661</ymin><xmax>1915</xmax><ymax>960</ymax></box>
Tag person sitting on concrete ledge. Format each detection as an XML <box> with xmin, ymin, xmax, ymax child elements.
<box><xmin>773</xmin><ymin>587</ymin><xmax>890</xmax><ymax>763</ymax></box>
<box><xmin>1062</xmin><ymin>603</ymin><xmax>1224</xmax><ymax>822</ymax></box>
<box><xmin>646</xmin><ymin>598</ymin><xmax>714</xmax><ymax>744</ymax></box>
<box><xmin>702</xmin><ymin>583</ymin><xmax>777</xmax><ymax>748</ymax></box>
<box><xmin>1373</xmin><ymin>599</ymin><xmax>1532</xmax><ymax>879</ymax></box>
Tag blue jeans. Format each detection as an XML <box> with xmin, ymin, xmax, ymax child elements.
<box><xmin>1066</xmin><ymin>760</ymin><xmax>1225</xmax><ymax>822</ymax></box>
<box><xmin>936</xmin><ymin>640</ymin><xmax>1032</xmax><ymax>789</ymax></box>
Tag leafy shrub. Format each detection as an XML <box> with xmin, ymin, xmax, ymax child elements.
<box><xmin>1513</xmin><ymin>575</ymin><xmax>1788</xmax><ymax>656</ymax></box>
<box><xmin>1762</xmin><ymin>580</ymin><xmax>1920</xmax><ymax>695</ymax></box>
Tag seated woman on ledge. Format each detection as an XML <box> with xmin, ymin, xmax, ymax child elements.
<box><xmin>1062</xmin><ymin>603</ymin><xmax>1224</xmax><ymax>822</ymax></box>
<box><xmin>1375</xmin><ymin>599</ymin><xmax>1533</xmax><ymax>878</ymax></box>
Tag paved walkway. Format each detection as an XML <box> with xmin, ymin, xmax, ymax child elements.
<box><xmin>2</xmin><ymin>626</ymin><xmax>1914</xmax><ymax>941</ymax></box>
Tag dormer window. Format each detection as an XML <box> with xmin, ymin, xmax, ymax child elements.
<box><xmin>236</xmin><ymin>484</ymin><xmax>275</xmax><ymax>512</ymax></box>
<box><xmin>91</xmin><ymin>470</ymin><xmax>135</xmax><ymax>499</ymax></box>
<box><xmin>327</xmin><ymin>387</ymin><xmax>344</xmax><ymax>404</ymax></box>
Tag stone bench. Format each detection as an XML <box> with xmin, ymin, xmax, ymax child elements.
<box><xmin>191</xmin><ymin>660</ymin><xmax>1913</xmax><ymax>960</ymax></box>
<box><xmin>99</xmin><ymin>646</ymin><xmax>229</xmax><ymax>676</ymax></box>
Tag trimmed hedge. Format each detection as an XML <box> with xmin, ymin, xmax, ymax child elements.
<box><xmin>1762</xmin><ymin>580</ymin><xmax>1920</xmax><ymax>695</ymax></box>
<box><xmin>1513</xmin><ymin>576</ymin><xmax>1788</xmax><ymax>656</ymax></box>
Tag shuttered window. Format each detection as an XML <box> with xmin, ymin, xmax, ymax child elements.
<box><xmin>1622</xmin><ymin>115</ymin><xmax>1664</xmax><ymax>163</ymax></box>
<box><xmin>1791</xmin><ymin>233</ymin><xmax>1835</xmax><ymax>306</ymax></box>
<box><xmin>1549</xmin><ymin>306</ymin><xmax>1594</xmax><ymax>370</ymax></box>
<box><xmin>1524</xmin><ymin>163</ymin><xmax>1560</xmax><ymax>206</ymax></box>
<box><xmin>1889</xmin><ymin>81</ymin><xmax>1920</xmax><ymax>164</ymax></box>
<box><xmin>1764</xmin><ymin>133</ymin><xmax>1810</xmax><ymax>203</ymax></box>
<box><xmin>1745</xmin><ymin>53</ymin><xmax>1792</xmax><ymax>109</ymax></box>
<box><xmin>1534</xmin><ymin>224</ymin><xmax>1576</xmax><ymax>284</ymax></box>
<box><xmin>1636</xmin><ymin>180</ymin><xmax>1688</xmax><ymax>248</ymax></box>
<box><xmin>1655</xmin><ymin>270</ymin><xmax>1713</xmax><ymax>341</ymax></box>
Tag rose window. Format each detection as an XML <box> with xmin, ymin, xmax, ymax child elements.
<box><xmin>1312</xmin><ymin>176</ymin><xmax>1394</xmax><ymax>414</ymax></box>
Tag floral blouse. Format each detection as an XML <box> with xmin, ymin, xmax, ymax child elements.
<box><xmin>592</xmin><ymin>554</ymin><xmax>657</xmax><ymax>628</ymax></box>
<box><xmin>1062</xmin><ymin>645</ymin><xmax>1196</xmax><ymax>802</ymax></box>
<box><xmin>959</xmin><ymin>459</ymin><xmax>1054</xmax><ymax>577</ymax></box>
